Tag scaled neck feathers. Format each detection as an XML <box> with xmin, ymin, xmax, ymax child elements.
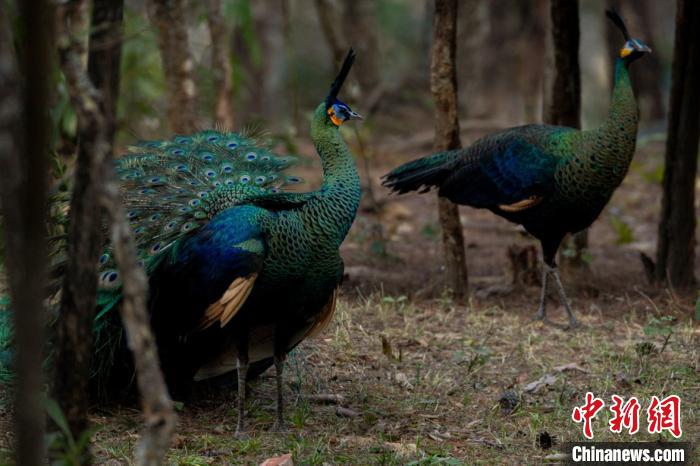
<box><xmin>598</xmin><ymin>58</ymin><xmax>639</xmax><ymax>166</ymax></box>
<box><xmin>306</xmin><ymin>102</ymin><xmax>361</xmax><ymax>242</ymax></box>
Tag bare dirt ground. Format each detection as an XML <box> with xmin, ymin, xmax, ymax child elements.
<box><xmin>0</xmin><ymin>134</ymin><xmax>698</xmax><ymax>465</ymax></box>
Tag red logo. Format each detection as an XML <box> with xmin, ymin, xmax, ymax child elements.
<box><xmin>572</xmin><ymin>392</ymin><xmax>605</xmax><ymax>439</ymax></box>
<box><xmin>647</xmin><ymin>395</ymin><xmax>682</xmax><ymax>438</ymax></box>
<box><xmin>572</xmin><ymin>393</ymin><xmax>683</xmax><ymax>439</ymax></box>
<box><xmin>609</xmin><ymin>395</ymin><xmax>641</xmax><ymax>435</ymax></box>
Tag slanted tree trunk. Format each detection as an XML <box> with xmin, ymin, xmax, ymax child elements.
<box><xmin>57</xmin><ymin>1</ymin><xmax>176</xmax><ymax>464</ymax></box>
<box><xmin>545</xmin><ymin>0</ymin><xmax>587</xmax><ymax>272</ymax></box>
<box><xmin>0</xmin><ymin>3</ymin><xmax>51</xmax><ymax>465</ymax></box>
<box><xmin>206</xmin><ymin>0</ymin><xmax>234</xmax><ymax>129</ymax></box>
<box><xmin>147</xmin><ymin>0</ymin><xmax>198</xmax><ymax>133</ymax></box>
<box><xmin>53</xmin><ymin>2</ymin><xmax>123</xmax><ymax>455</ymax></box>
<box><xmin>431</xmin><ymin>0</ymin><xmax>468</xmax><ymax>299</ymax></box>
<box><xmin>655</xmin><ymin>0</ymin><xmax>699</xmax><ymax>290</ymax></box>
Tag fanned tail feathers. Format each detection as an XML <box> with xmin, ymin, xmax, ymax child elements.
<box><xmin>96</xmin><ymin>129</ymin><xmax>303</xmax><ymax>290</ymax></box>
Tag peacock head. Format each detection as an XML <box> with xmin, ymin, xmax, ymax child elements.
<box><xmin>324</xmin><ymin>49</ymin><xmax>363</xmax><ymax>127</ymax></box>
<box><xmin>606</xmin><ymin>9</ymin><xmax>651</xmax><ymax>64</ymax></box>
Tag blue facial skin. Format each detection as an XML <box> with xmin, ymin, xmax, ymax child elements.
<box><xmin>330</xmin><ymin>99</ymin><xmax>362</xmax><ymax>123</ymax></box>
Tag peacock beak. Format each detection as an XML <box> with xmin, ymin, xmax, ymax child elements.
<box><xmin>347</xmin><ymin>110</ymin><xmax>363</xmax><ymax>120</ymax></box>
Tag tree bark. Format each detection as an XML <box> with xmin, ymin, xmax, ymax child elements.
<box><xmin>314</xmin><ymin>0</ymin><xmax>344</xmax><ymax>66</ymax></box>
<box><xmin>206</xmin><ymin>0</ymin><xmax>234</xmax><ymax>129</ymax></box>
<box><xmin>342</xmin><ymin>0</ymin><xmax>379</xmax><ymax>95</ymax></box>
<box><xmin>545</xmin><ymin>0</ymin><xmax>587</xmax><ymax>271</ymax></box>
<box><xmin>147</xmin><ymin>0</ymin><xmax>198</xmax><ymax>133</ymax></box>
<box><xmin>431</xmin><ymin>0</ymin><xmax>468</xmax><ymax>299</ymax></box>
<box><xmin>655</xmin><ymin>0</ymin><xmax>699</xmax><ymax>290</ymax></box>
<box><xmin>0</xmin><ymin>2</ymin><xmax>51</xmax><ymax>465</ymax></box>
<box><xmin>53</xmin><ymin>1</ymin><xmax>123</xmax><ymax>451</ymax></box>
<box><xmin>57</xmin><ymin>1</ymin><xmax>176</xmax><ymax>464</ymax></box>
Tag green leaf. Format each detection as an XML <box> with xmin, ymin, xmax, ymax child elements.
<box><xmin>45</xmin><ymin>398</ymin><xmax>75</xmax><ymax>447</ymax></box>
<box><xmin>609</xmin><ymin>216</ymin><xmax>634</xmax><ymax>245</ymax></box>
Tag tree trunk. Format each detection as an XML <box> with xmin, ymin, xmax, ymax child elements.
<box><xmin>431</xmin><ymin>0</ymin><xmax>468</xmax><ymax>299</ymax></box>
<box><xmin>57</xmin><ymin>1</ymin><xmax>176</xmax><ymax>463</ymax></box>
<box><xmin>0</xmin><ymin>2</ymin><xmax>51</xmax><ymax>465</ymax></box>
<box><xmin>655</xmin><ymin>0</ymin><xmax>699</xmax><ymax>290</ymax></box>
<box><xmin>147</xmin><ymin>0</ymin><xmax>198</xmax><ymax>133</ymax></box>
<box><xmin>314</xmin><ymin>0</ymin><xmax>344</xmax><ymax>66</ymax></box>
<box><xmin>342</xmin><ymin>0</ymin><xmax>379</xmax><ymax>96</ymax></box>
<box><xmin>206</xmin><ymin>0</ymin><xmax>234</xmax><ymax>129</ymax></box>
<box><xmin>545</xmin><ymin>0</ymin><xmax>588</xmax><ymax>272</ymax></box>
<box><xmin>52</xmin><ymin>2</ymin><xmax>123</xmax><ymax>455</ymax></box>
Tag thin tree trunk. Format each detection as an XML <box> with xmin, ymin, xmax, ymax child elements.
<box><xmin>0</xmin><ymin>2</ymin><xmax>51</xmax><ymax>465</ymax></box>
<box><xmin>314</xmin><ymin>0</ymin><xmax>344</xmax><ymax>66</ymax></box>
<box><xmin>545</xmin><ymin>0</ymin><xmax>587</xmax><ymax>271</ymax></box>
<box><xmin>431</xmin><ymin>0</ymin><xmax>468</xmax><ymax>299</ymax></box>
<box><xmin>147</xmin><ymin>0</ymin><xmax>198</xmax><ymax>133</ymax></box>
<box><xmin>53</xmin><ymin>1</ymin><xmax>123</xmax><ymax>455</ymax></box>
<box><xmin>342</xmin><ymin>0</ymin><xmax>379</xmax><ymax>95</ymax></box>
<box><xmin>655</xmin><ymin>0</ymin><xmax>699</xmax><ymax>289</ymax></box>
<box><xmin>57</xmin><ymin>1</ymin><xmax>176</xmax><ymax>464</ymax></box>
<box><xmin>207</xmin><ymin>0</ymin><xmax>235</xmax><ymax>129</ymax></box>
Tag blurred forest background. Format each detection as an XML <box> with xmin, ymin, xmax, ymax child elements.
<box><xmin>52</xmin><ymin>0</ymin><xmax>675</xmax><ymax>156</ymax></box>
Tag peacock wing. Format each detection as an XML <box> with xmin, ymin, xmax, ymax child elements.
<box><xmin>438</xmin><ymin>126</ymin><xmax>564</xmax><ymax>210</ymax></box>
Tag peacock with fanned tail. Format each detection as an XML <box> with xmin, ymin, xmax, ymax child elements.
<box><xmin>0</xmin><ymin>50</ymin><xmax>362</xmax><ymax>435</ymax></box>
<box><xmin>383</xmin><ymin>11</ymin><xmax>650</xmax><ymax>328</ymax></box>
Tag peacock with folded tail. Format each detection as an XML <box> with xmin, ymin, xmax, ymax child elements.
<box><xmin>383</xmin><ymin>11</ymin><xmax>650</xmax><ymax>328</ymax></box>
<box><xmin>1</xmin><ymin>50</ymin><xmax>362</xmax><ymax>434</ymax></box>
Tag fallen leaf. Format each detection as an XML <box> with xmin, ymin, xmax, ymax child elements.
<box><xmin>259</xmin><ymin>453</ymin><xmax>293</xmax><ymax>466</ymax></box>
<box><xmin>554</xmin><ymin>363</ymin><xmax>589</xmax><ymax>373</ymax></box>
<box><xmin>384</xmin><ymin>441</ymin><xmax>417</xmax><ymax>458</ymax></box>
<box><xmin>543</xmin><ymin>453</ymin><xmax>570</xmax><ymax>461</ymax></box>
<box><xmin>523</xmin><ymin>374</ymin><xmax>557</xmax><ymax>393</ymax></box>
<box><xmin>335</xmin><ymin>406</ymin><xmax>360</xmax><ymax>417</ymax></box>
<box><xmin>395</xmin><ymin>372</ymin><xmax>414</xmax><ymax>390</ymax></box>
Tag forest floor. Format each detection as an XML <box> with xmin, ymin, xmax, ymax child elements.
<box><xmin>0</xmin><ymin>132</ymin><xmax>698</xmax><ymax>465</ymax></box>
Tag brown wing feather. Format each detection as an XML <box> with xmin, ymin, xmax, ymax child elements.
<box><xmin>498</xmin><ymin>195</ymin><xmax>543</xmax><ymax>212</ymax></box>
<box><xmin>307</xmin><ymin>287</ymin><xmax>339</xmax><ymax>339</ymax></box>
<box><xmin>197</xmin><ymin>274</ymin><xmax>258</xmax><ymax>330</ymax></box>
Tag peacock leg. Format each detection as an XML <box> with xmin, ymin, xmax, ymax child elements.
<box><xmin>272</xmin><ymin>351</ymin><xmax>287</xmax><ymax>432</ymax></box>
<box><xmin>533</xmin><ymin>263</ymin><xmax>551</xmax><ymax>321</ymax></box>
<box><xmin>550</xmin><ymin>267</ymin><xmax>579</xmax><ymax>329</ymax></box>
<box><xmin>235</xmin><ymin>335</ymin><xmax>249</xmax><ymax>438</ymax></box>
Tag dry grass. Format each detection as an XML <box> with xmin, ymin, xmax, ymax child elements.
<box><xmin>13</xmin><ymin>290</ymin><xmax>689</xmax><ymax>465</ymax></box>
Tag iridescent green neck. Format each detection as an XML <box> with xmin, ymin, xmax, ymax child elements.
<box><xmin>311</xmin><ymin>103</ymin><xmax>359</xmax><ymax>187</ymax></box>
<box><xmin>603</xmin><ymin>59</ymin><xmax>638</xmax><ymax>143</ymax></box>
<box><xmin>308</xmin><ymin>102</ymin><xmax>361</xmax><ymax>241</ymax></box>
<box><xmin>596</xmin><ymin>58</ymin><xmax>639</xmax><ymax>168</ymax></box>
